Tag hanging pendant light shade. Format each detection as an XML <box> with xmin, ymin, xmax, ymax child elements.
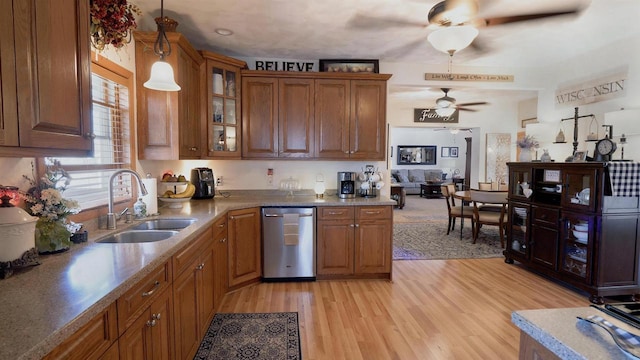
<box><xmin>143</xmin><ymin>0</ymin><xmax>180</xmax><ymax>91</ymax></box>
<box><xmin>427</xmin><ymin>25</ymin><xmax>479</xmax><ymax>54</ymax></box>
<box><xmin>435</xmin><ymin>107</ymin><xmax>456</xmax><ymax>117</ymax></box>
<box><xmin>144</xmin><ymin>61</ymin><xmax>180</xmax><ymax>91</ymax></box>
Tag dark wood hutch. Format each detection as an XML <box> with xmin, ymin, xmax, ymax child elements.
<box><xmin>505</xmin><ymin>162</ymin><xmax>640</xmax><ymax>304</ymax></box>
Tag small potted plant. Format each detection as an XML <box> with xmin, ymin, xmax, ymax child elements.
<box><xmin>517</xmin><ymin>135</ymin><xmax>539</xmax><ymax>162</ymax></box>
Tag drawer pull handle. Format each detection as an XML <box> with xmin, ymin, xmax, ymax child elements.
<box><xmin>365</xmin><ymin>211</ymin><xmax>381</xmax><ymax>215</ymax></box>
<box><xmin>328</xmin><ymin>211</ymin><xmax>344</xmax><ymax>215</ymax></box>
<box><xmin>218</xmin><ymin>223</ymin><xmax>225</xmax><ymax>228</ymax></box>
<box><xmin>142</xmin><ymin>280</ymin><xmax>160</xmax><ymax>297</ymax></box>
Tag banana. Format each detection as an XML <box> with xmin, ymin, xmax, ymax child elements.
<box><xmin>161</xmin><ymin>190</ymin><xmax>175</xmax><ymax>198</ymax></box>
<box><xmin>170</xmin><ymin>183</ymin><xmax>196</xmax><ymax>198</ymax></box>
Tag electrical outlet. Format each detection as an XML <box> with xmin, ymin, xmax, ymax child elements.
<box><xmin>267</xmin><ymin>168</ymin><xmax>274</xmax><ymax>186</ymax></box>
<box><xmin>216</xmin><ymin>176</ymin><xmax>223</xmax><ymax>186</ymax></box>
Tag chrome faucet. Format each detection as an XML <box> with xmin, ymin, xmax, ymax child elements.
<box><xmin>107</xmin><ymin>170</ymin><xmax>148</xmax><ymax>230</ymax></box>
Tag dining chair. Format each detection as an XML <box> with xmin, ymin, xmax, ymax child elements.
<box><xmin>441</xmin><ymin>184</ymin><xmax>474</xmax><ymax>235</ymax></box>
<box><xmin>478</xmin><ymin>182</ymin><xmax>492</xmax><ymax>190</ymax></box>
<box><xmin>470</xmin><ymin>190</ymin><xmax>508</xmax><ymax>247</ymax></box>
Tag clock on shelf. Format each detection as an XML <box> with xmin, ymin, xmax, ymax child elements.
<box><xmin>593</xmin><ymin>137</ymin><xmax>617</xmax><ymax>162</ymax></box>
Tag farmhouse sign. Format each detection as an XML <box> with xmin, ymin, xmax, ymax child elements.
<box><xmin>555</xmin><ymin>70</ymin><xmax>627</xmax><ymax>107</ymax></box>
<box><xmin>414</xmin><ymin>108</ymin><xmax>459</xmax><ymax>123</ymax></box>
<box><xmin>425</xmin><ymin>73</ymin><xmax>514</xmax><ymax>82</ymax></box>
<box><xmin>254</xmin><ymin>60</ymin><xmax>315</xmax><ymax>72</ymax></box>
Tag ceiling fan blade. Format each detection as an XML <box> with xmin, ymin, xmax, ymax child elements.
<box><xmin>346</xmin><ymin>13</ymin><xmax>428</xmax><ymax>30</ymax></box>
<box><xmin>457</xmin><ymin>107</ymin><xmax>479</xmax><ymax>112</ymax></box>
<box><xmin>457</xmin><ymin>101</ymin><xmax>488</xmax><ymax>106</ymax></box>
<box><xmin>481</xmin><ymin>10</ymin><xmax>581</xmax><ymax>27</ymax></box>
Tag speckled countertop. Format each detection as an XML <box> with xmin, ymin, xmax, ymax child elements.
<box><xmin>0</xmin><ymin>192</ymin><xmax>394</xmax><ymax>360</ymax></box>
<box><xmin>512</xmin><ymin>307</ymin><xmax>637</xmax><ymax>359</ymax></box>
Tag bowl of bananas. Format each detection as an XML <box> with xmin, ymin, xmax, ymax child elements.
<box><xmin>159</xmin><ymin>182</ymin><xmax>196</xmax><ymax>208</ymax></box>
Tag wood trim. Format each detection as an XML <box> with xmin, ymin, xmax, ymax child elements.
<box><xmin>242</xmin><ymin>69</ymin><xmax>392</xmax><ymax>81</ymax></box>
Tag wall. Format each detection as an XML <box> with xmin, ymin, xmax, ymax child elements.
<box><xmin>527</xmin><ymin>34</ymin><xmax>640</xmax><ymax>162</ymax></box>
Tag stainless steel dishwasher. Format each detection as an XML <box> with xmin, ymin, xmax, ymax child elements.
<box><xmin>262</xmin><ymin>207</ymin><xmax>316</xmax><ymax>281</ymax></box>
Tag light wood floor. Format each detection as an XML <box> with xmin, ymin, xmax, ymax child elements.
<box><xmin>218</xmin><ymin>258</ymin><xmax>589</xmax><ymax>359</ymax></box>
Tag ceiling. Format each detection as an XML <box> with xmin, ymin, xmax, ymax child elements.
<box><xmin>130</xmin><ymin>0</ymin><xmax>640</xmax><ymax>104</ymax></box>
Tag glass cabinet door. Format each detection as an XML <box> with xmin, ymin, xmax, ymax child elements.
<box><xmin>562</xmin><ymin>168</ymin><xmax>597</xmax><ymax>212</ymax></box>
<box><xmin>510</xmin><ymin>165</ymin><xmax>532</xmax><ymax>200</ymax></box>
<box><xmin>560</xmin><ymin>212</ymin><xmax>594</xmax><ymax>281</ymax></box>
<box><xmin>508</xmin><ymin>203</ymin><xmax>529</xmax><ymax>258</ymax></box>
<box><xmin>207</xmin><ymin>64</ymin><xmax>240</xmax><ymax>158</ymax></box>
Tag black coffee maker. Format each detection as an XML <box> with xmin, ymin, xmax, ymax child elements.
<box><xmin>190</xmin><ymin>167</ymin><xmax>215</xmax><ymax>199</ymax></box>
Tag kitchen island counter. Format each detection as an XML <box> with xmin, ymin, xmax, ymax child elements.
<box><xmin>0</xmin><ymin>193</ymin><xmax>394</xmax><ymax>360</ymax></box>
<box><xmin>512</xmin><ymin>307</ymin><xmax>637</xmax><ymax>359</ymax></box>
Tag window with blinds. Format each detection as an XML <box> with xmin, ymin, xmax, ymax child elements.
<box><xmin>51</xmin><ymin>59</ymin><xmax>134</xmax><ymax>210</ymax></box>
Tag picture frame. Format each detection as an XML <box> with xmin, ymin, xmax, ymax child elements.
<box><xmin>397</xmin><ymin>145</ymin><xmax>436</xmax><ymax>165</ymax></box>
<box><xmin>450</xmin><ymin>147</ymin><xmax>459</xmax><ymax>158</ymax></box>
<box><xmin>521</xmin><ymin>117</ymin><xmax>538</xmax><ymax>128</ymax></box>
<box><xmin>319</xmin><ymin>59</ymin><xmax>379</xmax><ymax>73</ymax></box>
<box><xmin>573</xmin><ymin>151</ymin><xmax>587</xmax><ymax>162</ymax></box>
<box><xmin>441</xmin><ymin>147</ymin><xmax>450</xmax><ymax>158</ymax></box>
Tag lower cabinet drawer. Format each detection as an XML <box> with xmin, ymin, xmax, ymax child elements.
<box><xmin>532</xmin><ymin>206</ymin><xmax>559</xmax><ymax>226</ymax></box>
<box><xmin>356</xmin><ymin>205</ymin><xmax>391</xmax><ymax>220</ymax></box>
<box><xmin>117</xmin><ymin>261</ymin><xmax>172</xmax><ymax>334</ymax></box>
<box><xmin>43</xmin><ymin>302</ymin><xmax>118</xmax><ymax>360</ymax></box>
<box><xmin>318</xmin><ymin>206</ymin><xmax>354</xmax><ymax>220</ymax></box>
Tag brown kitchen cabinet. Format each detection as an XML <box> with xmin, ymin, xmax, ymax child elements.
<box><xmin>118</xmin><ymin>286</ymin><xmax>174</xmax><ymax>360</ymax></box>
<box><xmin>201</xmin><ymin>51</ymin><xmax>246</xmax><ymax>158</ymax></box>
<box><xmin>317</xmin><ymin>206</ymin><xmax>392</xmax><ymax>279</ymax></box>
<box><xmin>228</xmin><ymin>207</ymin><xmax>262</xmax><ymax>288</ymax></box>
<box><xmin>42</xmin><ymin>303</ymin><xmax>118</xmax><ymax>360</ymax></box>
<box><xmin>172</xmin><ymin>227</ymin><xmax>215</xmax><ymax>360</ymax></box>
<box><xmin>241</xmin><ymin>71</ymin><xmax>390</xmax><ymax>160</ymax></box>
<box><xmin>134</xmin><ymin>31</ymin><xmax>204</xmax><ymax>160</ymax></box>
<box><xmin>315</xmin><ymin>79</ymin><xmax>388</xmax><ymax>160</ymax></box>
<box><xmin>0</xmin><ymin>0</ymin><xmax>92</xmax><ymax>157</ymax></box>
<box><xmin>212</xmin><ymin>216</ymin><xmax>229</xmax><ymax>311</ymax></box>
<box><xmin>505</xmin><ymin>162</ymin><xmax>640</xmax><ymax>303</ymax></box>
<box><xmin>116</xmin><ymin>261</ymin><xmax>173</xmax><ymax>359</ymax></box>
<box><xmin>241</xmin><ymin>76</ymin><xmax>315</xmax><ymax>158</ymax></box>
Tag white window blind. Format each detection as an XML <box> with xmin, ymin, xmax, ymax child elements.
<box><xmin>52</xmin><ymin>69</ymin><xmax>133</xmax><ymax>210</ymax></box>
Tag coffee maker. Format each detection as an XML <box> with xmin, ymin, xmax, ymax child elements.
<box><xmin>337</xmin><ymin>172</ymin><xmax>356</xmax><ymax>199</ymax></box>
<box><xmin>190</xmin><ymin>167</ymin><xmax>215</xmax><ymax>199</ymax></box>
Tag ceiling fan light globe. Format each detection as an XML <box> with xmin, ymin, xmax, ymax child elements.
<box><xmin>436</xmin><ymin>107</ymin><xmax>456</xmax><ymax>117</ymax></box>
<box><xmin>436</xmin><ymin>96</ymin><xmax>455</xmax><ymax>107</ymax></box>
<box><xmin>144</xmin><ymin>60</ymin><xmax>181</xmax><ymax>91</ymax></box>
<box><xmin>427</xmin><ymin>25</ymin><xmax>479</xmax><ymax>54</ymax></box>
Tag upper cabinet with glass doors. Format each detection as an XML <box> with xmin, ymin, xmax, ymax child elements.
<box><xmin>200</xmin><ymin>51</ymin><xmax>247</xmax><ymax>159</ymax></box>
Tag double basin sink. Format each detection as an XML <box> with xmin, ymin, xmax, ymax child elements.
<box><xmin>97</xmin><ymin>218</ymin><xmax>197</xmax><ymax>244</ymax></box>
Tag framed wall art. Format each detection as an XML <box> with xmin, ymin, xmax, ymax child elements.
<box><xmin>397</xmin><ymin>145</ymin><xmax>436</xmax><ymax>165</ymax></box>
<box><xmin>319</xmin><ymin>59</ymin><xmax>379</xmax><ymax>73</ymax></box>
<box><xmin>485</xmin><ymin>133</ymin><xmax>511</xmax><ymax>184</ymax></box>
<box><xmin>450</xmin><ymin>147</ymin><xmax>459</xmax><ymax>157</ymax></box>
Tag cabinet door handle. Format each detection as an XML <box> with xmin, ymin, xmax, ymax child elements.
<box><xmin>218</xmin><ymin>223</ymin><xmax>225</xmax><ymax>228</ymax></box>
<box><xmin>220</xmin><ymin>237</ymin><xmax>226</xmax><ymax>243</ymax></box>
<box><xmin>141</xmin><ymin>280</ymin><xmax>160</xmax><ymax>297</ymax></box>
<box><xmin>189</xmin><ymin>147</ymin><xmax>198</xmax><ymax>151</ymax></box>
<box><xmin>344</xmin><ymin>151</ymin><xmax>350</xmax><ymax>154</ymax></box>
<box><xmin>355</xmin><ymin>224</ymin><xmax>360</xmax><ymax>227</ymax></box>
<box><xmin>84</xmin><ymin>132</ymin><xmax>96</xmax><ymax>139</ymax></box>
<box><xmin>350</xmin><ymin>224</ymin><xmax>355</xmax><ymax>228</ymax></box>
<box><xmin>146</xmin><ymin>319</ymin><xmax>157</xmax><ymax>327</ymax></box>
<box><xmin>350</xmin><ymin>150</ymin><xmax>355</xmax><ymax>154</ymax></box>
<box><xmin>152</xmin><ymin>313</ymin><xmax>161</xmax><ymax>321</ymax></box>
<box><xmin>196</xmin><ymin>263</ymin><xmax>205</xmax><ymax>270</ymax></box>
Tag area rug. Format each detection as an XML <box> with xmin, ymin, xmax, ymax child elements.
<box><xmin>194</xmin><ymin>312</ymin><xmax>301</xmax><ymax>360</ymax></box>
<box><xmin>393</xmin><ymin>221</ymin><xmax>504</xmax><ymax>260</ymax></box>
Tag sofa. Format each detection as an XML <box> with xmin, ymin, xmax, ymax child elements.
<box><xmin>390</xmin><ymin>169</ymin><xmax>447</xmax><ymax>195</ymax></box>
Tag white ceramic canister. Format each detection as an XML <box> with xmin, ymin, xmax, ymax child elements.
<box><xmin>0</xmin><ymin>206</ymin><xmax>38</xmax><ymax>262</ymax></box>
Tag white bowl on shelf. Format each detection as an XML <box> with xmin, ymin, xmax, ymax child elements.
<box><xmin>574</xmin><ymin>223</ymin><xmax>588</xmax><ymax>232</ymax></box>
<box><xmin>572</xmin><ymin>229</ymin><xmax>588</xmax><ymax>241</ymax></box>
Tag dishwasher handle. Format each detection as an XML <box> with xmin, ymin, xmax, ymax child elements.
<box><xmin>264</xmin><ymin>213</ymin><xmax>313</xmax><ymax>218</ymax></box>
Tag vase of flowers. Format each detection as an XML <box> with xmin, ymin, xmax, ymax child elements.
<box><xmin>517</xmin><ymin>135</ymin><xmax>539</xmax><ymax>162</ymax></box>
<box><xmin>90</xmin><ymin>0</ymin><xmax>141</xmax><ymax>52</ymax></box>
<box><xmin>22</xmin><ymin>161</ymin><xmax>81</xmax><ymax>254</ymax></box>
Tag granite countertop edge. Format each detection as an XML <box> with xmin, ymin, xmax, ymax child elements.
<box><xmin>2</xmin><ymin>194</ymin><xmax>394</xmax><ymax>360</ymax></box>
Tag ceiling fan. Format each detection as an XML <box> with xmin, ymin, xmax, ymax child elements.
<box><xmin>436</xmin><ymin>88</ymin><xmax>487</xmax><ymax>112</ymax></box>
<box><xmin>349</xmin><ymin>0</ymin><xmax>586</xmax><ymax>54</ymax></box>
<box><xmin>434</xmin><ymin>127</ymin><xmax>472</xmax><ymax>134</ymax></box>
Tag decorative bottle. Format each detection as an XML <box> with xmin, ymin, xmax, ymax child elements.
<box><xmin>133</xmin><ymin>198</ymin><xmax>147</xmax><ymax>219</ymax></box>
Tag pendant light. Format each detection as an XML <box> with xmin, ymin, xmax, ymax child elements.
<box><xmin>143</xmin><ymin>0</ymin><xmax>181</xmax><ymax>91</ymax></box>
<box><xmin>427</xmin><ymin>25</ymin><xmax>479</xmax><ymax>55</ymax></box>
